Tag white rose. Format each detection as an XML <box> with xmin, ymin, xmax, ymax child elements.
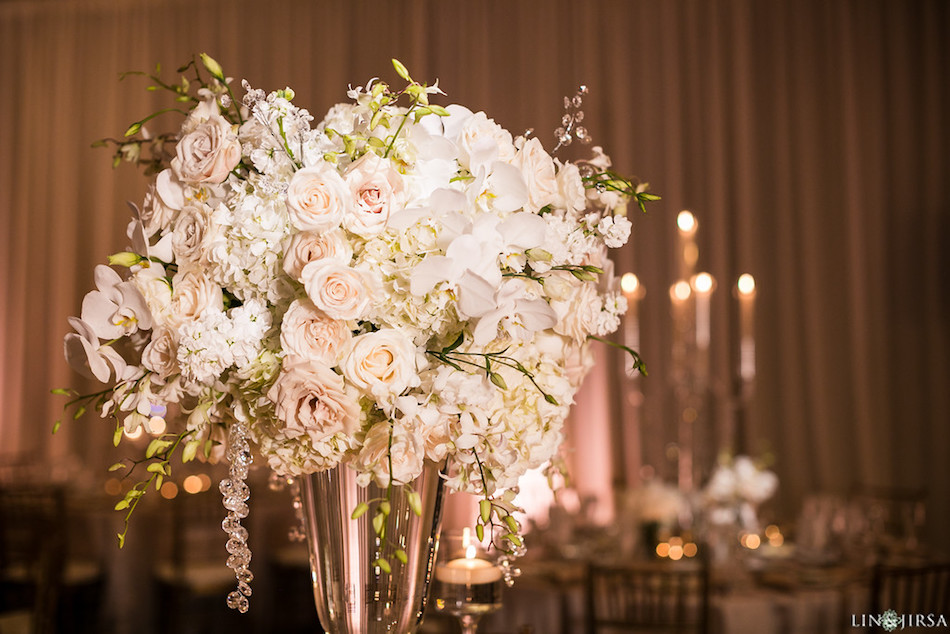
<box><xmin>285</xmin><ymin>163</ymin><xmax>351</xmax><ymax>232</ymax></box>
<box><xmin>352</xmin><ymin>420</ymin><xmax>424</xmax><ymax>487</ymax></box>
<box><xmin>267</xmin><ymin>360</ymin><xmax>360</xmax><ymax>445</ymax></box>
<box><xmin>169</xmin><ymin>268</ymin><xmax>223</xmax><ymax>327</ymax></box>
<box><xmin>551</xmin><ymin>281</ymin><xmax>600</xmax><ymax>343</ymax></box>
<box><xmin>141</xmin><ymin>326</ymin><xmax>179</xmax><ymax>379</ymax></box>
<box><xmin>301</xmin><ymin>261</ymin><xmax>370</xmax><ymax>321</ymax></box>
<box><xmin>511</xmin><ymin>137</ymin><xmax>559</xmax><ymax>212</ymax></box>
<box><xmin>131</xmin><ymin>264</ymin><xmax>173</xmax><ymax>326</ymax></box>
<box><xmin>279</xmin><ymin>298</ymin><xmax>351</xmax><ymax>366</ymax></box>
<box><xmin>555</xmin><ymin>160</ymin><xmax>587</xmax><ymax>213</ymax></box>
<box><xmin>444</xmin><ymin>107</ymin><xmax>516</xmax><ymax>174</ymax></box>
<box><xmin>343</xmin><ymin>152</ymin><xmax>406</xmax><ymax>237</ymax></box>
<box><xmin>172</xmin><ymin>202</ymin><xmax>214</xmax><ymax>265</ymax></box>
<box><xmin>171</xmin><ymin>112</ymin><xmax>241</xmax><ymax>185</ymax></box>
<box><xmin>341</xmin><ymin>328</ymin><xmax>417</xmax><ymax>397</ymax></box>
<box><xmin>282</xmin><ymin>229</ymin><xmax>352</xmax><ymax>281</ymax></box>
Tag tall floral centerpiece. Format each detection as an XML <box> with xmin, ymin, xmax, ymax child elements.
<box><xmin>59</xmin><ymin>55</ymin><xmax>656</xmax><ymax>623</ymax></box>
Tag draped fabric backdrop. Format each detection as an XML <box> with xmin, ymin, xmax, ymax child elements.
<box><xmin>1</xmin><ymin>0</ymin><xmax>947</xmax><ymax>547</ymax></box>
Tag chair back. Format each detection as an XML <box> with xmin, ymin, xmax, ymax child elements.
<box><xmin>0</xmin><ymin>485</ymin><xmax>67</xmax><ymax>634</ymax></box>
<box><xmin>870</xmin><ymin>561</ymin><xmax>950</xmax><ymax>615</ymax></box>
<box><xmin>586</xmin><ymin>557</ymin><xmax>709</xmax><ymax>633</ymax></box>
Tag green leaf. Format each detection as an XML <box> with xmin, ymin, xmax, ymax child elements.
<box><xmin>479</xmin><ymin>499</ymin><xmax>492</xmax><ymax>524</ymax></box>
<box><xmin>52</xmin><ymin>420</ymin><xmax>62</xmax><ymax>435</ymax></box>
<box><xmin>506</xmin><ymin>533</ymin><xmax>523</xmax><ymax>547</ymax></box>
<box><xmin>544</xmin><ymin>393</ymin><xmax>559</xmax><ymax>406</ymax></box>
<box><xmin>113</xmin><ymin>426</ymin><xmax>124</xmax><ymax>447</ymax></box>
<box><xmin>379</xmin><ymin>501</ymin><xmax>391</xmax><ymax>516</ymax></box>
<box><xmin>428</xmin><ymin>104</ymin><xmax>450</xmax><ymax>117</ymax></box>
<box><xmin>443</xmin><ymin>332</ymin><xmax>465</xmax><ymax>353</ymax></box>
<box><xmin>372</xmin><ymin>512</ymin><xmax>385</xmax><ymax>536</ymax></box>
<box><xmin>114</xmin><ymin>499</ymin><xmax>129</xmax><ymax>511</ymax></box>
<box><xmin>117</xmin><ymin>532</ymin><xmax>126</xmax><ymax>549</ymax></box>
<box><xmin>108</xmin><ymin>462</ymin><xmax>127</xmax><ymax>472</ymax></box>
<box><xmin>475</xmin><ymin>523</ymin><xmax>485</xmax><ymax>542</ymax></box>
<box><xmin>72</xmin><ymin>405</ymin><xmax>86</xmax><ymax>420</ymax></box>
<box><xmin>395</xmin><ymin>549</ymin><xmax>408</xmax><ymax>565</ymax></box>
<box><xmin>124</xmin><ymin>122</ymin><xmax>142</xmax><ymax>138</ymax></box>
<box><xmin>376</xmin><ymin>557</ymin><xmax>392</xmax><ymax>574</ymax></box>
<box><xmin>155</xmin><ymin>474</ymin><xmax>164</xmax><ymax>491</ymax></box>
<box><xmin>391</xmin><ymin>59</ymin><xmax>411</xmax><ymax>81</ymax></box>
<box><xmin>505</xmin><ymin>515</ymin><xmax>520</xmax><ymax>533</ymax></box>
<box><xmin>50</xmin><ymin>388</ymin><xmax>75</xmax><ymax>396</ymax></box>
<box><xmin>146</xmin><ymin>462</ymin><xmax>167</xmax><ymax>475</ymax></box>
<box><xmin>351</xmin><ymin>502</ymin><xmax>370</xmax><ymax>520</ymax></box>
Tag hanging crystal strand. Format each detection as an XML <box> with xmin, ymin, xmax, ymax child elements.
<box><xmin>221</xmin><ymin>419</ymin><xmax>254</xmax><ymax>613</ymax></box>
<box><xmin>552</xmin><ymin>85</ymin><xmax>592</xmax><ymax>155</ymax></box>
<box><xmin>286</xmin><ymin>477</ymin><xmax>307</xmax><ymax>542</ymax></box>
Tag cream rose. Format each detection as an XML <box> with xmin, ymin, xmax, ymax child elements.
<box><xmin>171</xmin><ymin>202</ymin><xmax>214</xmax><ymax>265</ymax></box>
<box><xmin>279</xmin><ymin>298</ymin><xmax>351</xmax><ymax>365</ymax></box>
<box><xmin>141</xmin><ymin>326</ymin><xmax>179</xmax><ymax>379</ymax></box>
<box><xmin>343</xmin><ymin>152</ymin><xmax>406</xmax><ymax>237</ymax></box>
<box><xmin>285</xmin><ymin>164</ymin><xmax>351</xmax><ymax>232</ymax></box>
<box><xmin>301</xmin><ymin>261</ymin><xmax>370</xmax><ymax>321</ymax></box>
<box><xmin>282</xmin><ymin>229</ymin><xmax>352</xmax><ymax>281</ymax></box>
<box><xmin>171</xmin><ymin>112</ymin><xmax>241</xmax><ymax>185</ymax></box>
<box><xmin>352</xmin><ymin>420</ymin><xmax>424</xmax><ymax>487</ymax></box>
<box><xmin>555</xmin><ymin>160</ymin><xmax>587</xmax><ymax>213</ymax></box>
<box><xmin>550</xmin><ymin>281</ymin><xmax>600</xmax><ymax>343</ymax></box>
<box><xmin>511</xmin><ymin>137</ymin><xmax>559</xmax><ymax>212</ymax></box>
<box><xmin>267</xmin><ymin>360</ymin><xmax>360</xmax><ymax>445</ymax></box>
<box><xmin>341</xmin><ymin>328</ymin><xmax>417</xmax><ymax>396</ymax></box>
<box><xmin>169</xmin><ymin>268</ymin><xmax>223</xmax><ymax>327</ymax></box>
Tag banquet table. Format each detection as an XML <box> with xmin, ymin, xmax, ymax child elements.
<box><xmin>420</xmin><ymin>553</ymin><xmax>875</xmax><ymax>634</ymax></box>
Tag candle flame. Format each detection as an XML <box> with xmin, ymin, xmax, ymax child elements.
<box><xmin>620</xmin><ymin>272</ymin><xmax>639</xmax><ymax>295</ymax></box>
<box><xmin>737</xmin><ymin>273</ymin><xmax>755</xmax><ymax>296</ymax></box>
<box><xmin>670</xmin><ymin>280</ymin><xmax>691</xmax><ymax>301</ymax></box>
<box><xmin>677</xmin><ymin>210</ymin><xmax>697</xmax><ymax>234</ymax></box>
<box><xmin>465</xmin><ymin>544</ymin><xmax>477</xmax><ymax>560</ymax></box>
<box><xmin>693</xmin><ymin>272</ymin><xmax>714</xmax><ymax>294</ymax></box>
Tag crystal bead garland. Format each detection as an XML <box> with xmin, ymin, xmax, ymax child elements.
<box><xmin>221</xmin><ymin>418</ymin><xmax>254</xmax><ymax>612</ymax></box>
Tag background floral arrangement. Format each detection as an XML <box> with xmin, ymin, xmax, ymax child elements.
<box><xmin>59</xmin><ymin>54</ymin><xmax>655</xmax><ymax>606</ymax></box>
<box><xmin>702</xmin><ymin>454</ymin><xmax>779</xmax><ymax>529</ymax></box>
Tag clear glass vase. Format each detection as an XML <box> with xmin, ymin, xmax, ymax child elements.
<box><xmin>299</xmin><ymin>461</ymin><xmax>446</xmax><ymax>634</ymax></box>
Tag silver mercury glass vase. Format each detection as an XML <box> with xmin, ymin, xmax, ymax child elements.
<box><xmin>299</xmin><ymin>461</ymin><xmax>446</xmax><ymax>634</ymax></box>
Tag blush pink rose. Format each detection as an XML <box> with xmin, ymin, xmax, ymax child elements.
<box><xmin>267</xmin><ymin>360</ymin><xmax>360</xmax><ymax>445</ymax></box>
<box><xmin>279</xmin><ymin>298</ymin><xmax>351</xmax><ymax>365</ymax></box>
<box><xmin>171</xmin><ymin>113</ymin><xmax>241</xmax><ymax>184</ymax></box>
<box><xmin>343</xmin><ymin>152</ymin><xmax>406</xmax><ymax>237</ymax></box>
<box><xmin>286</xmin><ymin>164</ymin><xmax>351</xmax><ymax>232</ymax></box>
<box><xmin>301</xmin><ymin>261</ymin><xmax>370</xmax><ymax>321</ymax></box>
